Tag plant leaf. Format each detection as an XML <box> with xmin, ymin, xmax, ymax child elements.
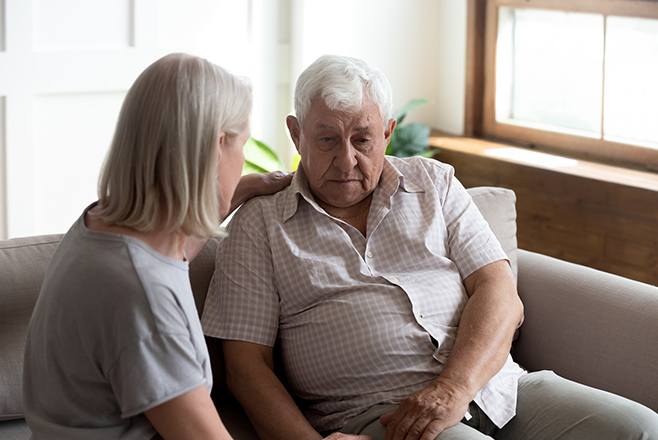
<box><xmin>392</xmin><ymin>98</ymin><xmax>428</xmax><ymax>125</ymax></box>
<box><xmin>387</xmin><ymin>123</ymin><xmax>430</xmax><ymax>157</ymax></box>
<box><xmin>242</xmin><ymin>161</ymin><xmax>270</xmax><ymax>175</ymax></box>
<box><xmin>291</xmin><ymin>153</ymin><xmax>301</xmax><ymax>171</ymax></box>
<box><xmin>242</xmin><ymin>137</ymin><xmax>286</xmax><ymax>175</ymax></box>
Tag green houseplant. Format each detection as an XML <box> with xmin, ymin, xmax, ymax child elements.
<box><xmin>385</xmin><ymin>98</ymin><xmax>433</xmax><ymax>158</ymax></box>
<box><xmin>242</xmin><ymin>137</ymin><xmax>287</xmax><ymax>174</ymax></box>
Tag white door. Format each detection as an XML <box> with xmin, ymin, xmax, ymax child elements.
<box><xmin>0</xmin><ymin>0</ymin><xmax>281</xmax><ymax>239</ymax></box>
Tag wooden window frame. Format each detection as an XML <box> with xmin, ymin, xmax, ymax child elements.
<box><xmin>467</xmin><ymin>0</ymin><xmax>658</xmax><ymax>170</ymax></box>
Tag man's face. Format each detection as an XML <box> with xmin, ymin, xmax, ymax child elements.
<box><xmin>287</xmin><ymin>96</ymin><xmax>395</xmax><ymax>209</ymax></box>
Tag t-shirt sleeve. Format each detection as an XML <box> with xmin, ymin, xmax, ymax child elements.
<box><xmin>109</xmin><ymin>331</ymin><xmax>206</xmax><ymax>418</ymax></box>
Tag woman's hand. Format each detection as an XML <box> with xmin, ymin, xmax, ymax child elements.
<box><xmin>229</xmin><ymin>171</ymin><xmax>294</xmax><ymax>215</ymax></box>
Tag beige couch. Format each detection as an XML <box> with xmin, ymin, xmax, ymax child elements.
<box><xmin>2</xmin><ymin>186</ymin><xmax>657</xmax><ymax>439</ymax></box>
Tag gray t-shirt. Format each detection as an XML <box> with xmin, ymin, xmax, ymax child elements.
<box><xmin>23</xmin><ymin>204</ymin><xmax>212</xmax><ymax>439</ymax></box>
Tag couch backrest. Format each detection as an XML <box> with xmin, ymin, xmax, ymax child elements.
<box><xmin>467</xmin><ymin>186</ymin><xmax>518</xmax><ymax>279</ymax></box>
<box><xmin>0</xmin><ymin>235</ymin><xmax>62</xmax><ymax>421</ymax></box>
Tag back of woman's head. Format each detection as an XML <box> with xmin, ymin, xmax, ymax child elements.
<box><xmin>293</xmin><ymin>54</ymin><xmax>393</xmax><ymax>128</ymax></box>
<box><xmin>98</xmin><ymin>53</ymin><xmax>252</xmax><ymax>237</ymax></box>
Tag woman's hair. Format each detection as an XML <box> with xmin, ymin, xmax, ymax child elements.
<box><xmin>293</xmin><ymin>54</ymin><xmax>393</xmax><ymax>128</ymax></box>
<box><xmin>97</xmin><ymin>53</ymin><xmax>252</xmax><ymax>237</ymax></box>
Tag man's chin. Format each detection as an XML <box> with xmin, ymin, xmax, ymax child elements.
<box><xmin>316</xmin><ymin>193</ymin><xmax>371</xmax><ymax>210</ymax></box>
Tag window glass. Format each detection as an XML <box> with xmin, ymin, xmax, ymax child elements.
<box><xmin>496</xmin><ymin>7</ymin><xmax>604</xmax><ymax>137</ymax></box>
<box><xmin>604</xmin><ymin>16</ymin><xmax>658</xmax><ymax>149</ymax></box>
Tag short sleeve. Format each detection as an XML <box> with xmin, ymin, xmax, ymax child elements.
<box><xmin>440</xmin><ymin>166</ymin><xmax>509</xmax><ymax>278</ymax></box>
<box><xmin>201</xmin><ymin>200</ymin><xmax>280</xmax><ymax>347</ymax></box>
<box><xmin>109</xmin><ymin>332</ymin><xmax>206</xmax><ymax>418</ymax></box>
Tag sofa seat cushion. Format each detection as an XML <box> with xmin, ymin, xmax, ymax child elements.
<box><xmin>0</xmin><ymin>419</ymin><xmax>31</xmax><ymax>439</ymax></box>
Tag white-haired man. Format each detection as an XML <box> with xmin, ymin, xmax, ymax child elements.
<box><xmin>202</xmin><ymin>55</ymin><xmax>658</xmax><ymax>440</ymax></box>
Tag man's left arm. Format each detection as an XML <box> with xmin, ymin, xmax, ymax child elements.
<box><xmin>381</xmin><ymin>259</ymin><xmax>523</xmax><ymax>440</ymax></box>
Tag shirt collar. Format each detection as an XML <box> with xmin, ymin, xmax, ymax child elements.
<box><xmin>281</xmin><ymin>156</ymin><xmax>425</xmax><ymax>223</ymax></box>
<box><xmin>281</xmin><ymin>166</ymin><xmax>317</xmax><ymax>223</ymax></box>
<box><xmin>379</xmin><ymin>156</ymin><xmax>425</xmax><ymax>197</ymax></box>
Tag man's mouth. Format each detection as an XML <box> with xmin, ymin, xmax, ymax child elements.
<box><xmin>329</xmin><ymin>177</ymin><xmax>361</xmax><ymax>183</ymax></box>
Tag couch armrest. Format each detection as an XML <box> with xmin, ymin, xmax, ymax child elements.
<box><xmin>513</xmin><ymin>249</ymin><xmax>658</xmax><ymax>413</ymax></box>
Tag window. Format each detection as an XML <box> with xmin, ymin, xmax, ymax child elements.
<box><xmin>475</xmin><ymin>0</ymin><xmax>658</xmax><ymax>170</ymax></box>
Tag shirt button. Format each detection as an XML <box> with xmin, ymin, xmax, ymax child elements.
<box><xmin>391</xmin><ymin>277</ymin><xmax>399</xmax><ymax>283</ymax></box>
<box><xmin>366</xmin><ymin>251</ymin><xmax>373</xmax><ymax>258</ymax></box>
<box><xmin>418</xmin><ymin>314</ymin><xmax>424</xmax><ymax>319</ymax></box>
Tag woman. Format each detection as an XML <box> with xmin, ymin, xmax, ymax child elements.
<box><xmin>23</xmin><ymin>53</ymin><xmax>289</xmax><ymax>439</ymax></box>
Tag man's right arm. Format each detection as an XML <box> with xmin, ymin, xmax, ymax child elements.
<box><xmin>222</xmin><ymin>340</ymin><xmax>370</xmax><ymax>440</ymax></box>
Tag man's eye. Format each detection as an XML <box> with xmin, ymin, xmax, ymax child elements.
<box><xmin>316</xmin><ymin>136</ymin><xmax>335</xmax><ymax>151</ymax></box>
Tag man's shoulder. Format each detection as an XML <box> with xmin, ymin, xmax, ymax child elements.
<box><xmin>243</xmin><ymin>182</ymin><xmax>294</xmax><ymax>208</ymax></box>
<box><xmin>227</xmin><ymin>185</ymin><xmax>294</xmax><ymax>228</ymax></box>
<box><xmin>387</xmin><ymin>155</ymin><xmax>452</xmax><ymax>172</ymax></box>
<box><xmin>386</xmin><ymin>155</ymin><xmax>455</xmax><ymax>187</ymax></box>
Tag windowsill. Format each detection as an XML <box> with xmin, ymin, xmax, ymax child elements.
<box><xmin>428</xmin><ymin>131</ymin><xmax>658</xmax><ymax>193</ymax></box>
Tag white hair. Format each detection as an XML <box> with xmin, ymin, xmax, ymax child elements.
<box><xmin>293</xmin><ymin>54</ymin><xmax>393</xmax><ymax>127</ymax></box>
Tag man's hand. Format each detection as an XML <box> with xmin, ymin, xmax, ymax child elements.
<box><xmin>379</xmin><ymin>377</ymin><xmax>471</xmax><ymax>440</ymax></box>
<box><xmin>379</xmin><ymin>260</ymin><xmax>522</xmax><ymax>440</ymax></box>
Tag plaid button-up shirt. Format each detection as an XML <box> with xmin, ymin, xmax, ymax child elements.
<box><xmin>202</xmin><ymin>156</ymin><xmax>525</xmax><ymax>431</ymax></box>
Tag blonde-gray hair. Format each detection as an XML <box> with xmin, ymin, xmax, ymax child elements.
<box><xmin>97</xmin><ymin>53</ymin><xmax>252</xmax><ymax>237</ymax></box>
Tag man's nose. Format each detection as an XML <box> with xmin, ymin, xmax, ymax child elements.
<box><xmin>333</xmin><ymin>140</ymin><xmax>358</xmax><ymax>172</ymax></box>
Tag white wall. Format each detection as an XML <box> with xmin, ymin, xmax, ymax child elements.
<box><xmin>0</xmin><ymin>0</ymin><xmax>467</xmax><ymax>239</ymax></box>
<box><xmin>289</xmin><ymin>0</ymin><xmax>467</xmax><ymax>137</ymax></box>
<box><xmin>0</xmin><ymin>0</ymin><xmax>274</xmax><ymax>238</ymax></box>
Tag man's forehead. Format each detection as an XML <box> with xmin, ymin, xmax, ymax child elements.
<box><xmin>308</xmin><ymin>107</ymin><xmax>380</xmax><ymax>133</ymax></box>
<box><xmin>315</xmin><ymin>122</ymin><xmax>373</xmax><ymax>133</ymax></box>
<box><xmin>309</xmin><ymin>97</ymin><xmax>380</xmax><ymax>121</ymax></box>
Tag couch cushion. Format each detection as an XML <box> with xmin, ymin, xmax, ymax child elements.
<box><xmin>189</xmin><ymin>237</ymin><xmax>229</xmax><ymax>393</ymax></box>
<box><xmin>467</xmin><ymin>186</ymin><xmax>518</xmax><ymax>280</ymax></box>
<box><xmin>189</xmin><ymin>236</ymin><xmax>221</xmax><ymax>318</ymax></box>
<box><xmin>515</xmin><ymin>249</ymin><xmax>658</xmax><ymax>413</ymax></box>
<box><xmin>0</xmin><ymin>235</ymin><xmax>63</xmax><ymax>421</ymax></box>
<box><xmin>0</xmin><ymin>419</ymin><xmax>31</xmax><ymax>439</ymax></box>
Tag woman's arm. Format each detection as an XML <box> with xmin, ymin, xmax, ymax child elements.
<box><xmin>229</xmin><ymin>171</ymin><xmax>293</xmax><ymax>215</ymax></box>
<box><xmin>145</xmin><ymin>385</ymin><xmax>232</xmax><ymax>439</ymax></box>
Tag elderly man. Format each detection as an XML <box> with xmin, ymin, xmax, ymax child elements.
<box><xmin>201</xmin><ymin>55</ymin><xmax>658</xmax><ymax>440</ymax></box>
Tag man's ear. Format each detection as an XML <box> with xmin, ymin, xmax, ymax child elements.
<box><xmin>384</xmin><ymin>119</ymin><xmax>397</xmax><ymax>143</ymax></box>
<box><xmin>286</xmin><ymin>115</ymin><xmax>302</xmax><ymax>153</ymax></box>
